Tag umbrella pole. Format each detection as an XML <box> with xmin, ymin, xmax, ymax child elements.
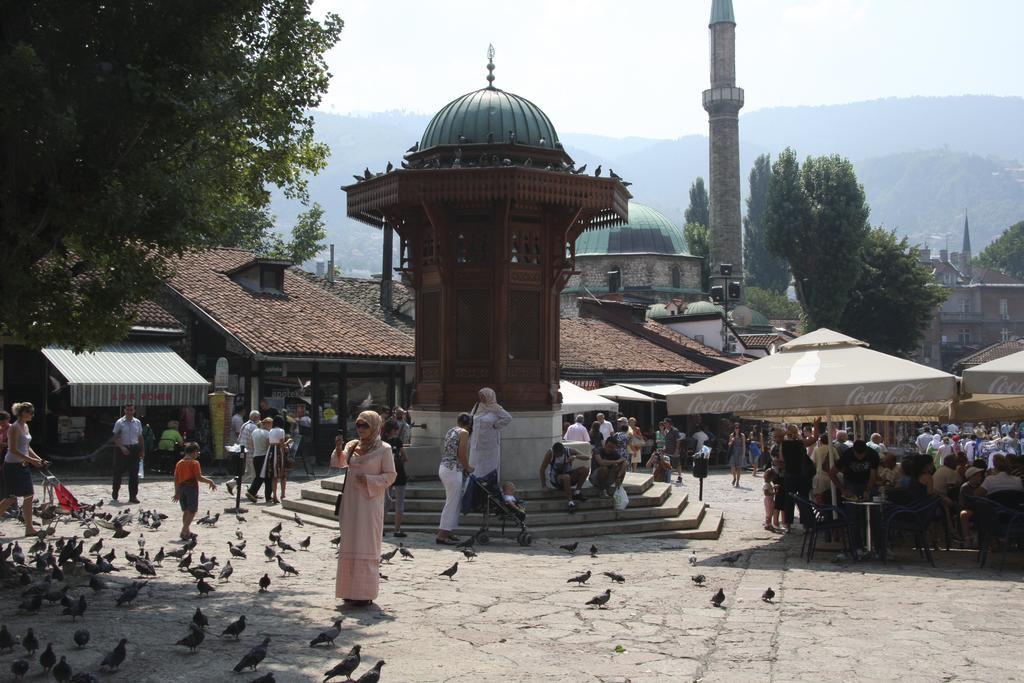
<box><xmin>827</xmin><ymin>412</ymin><xmax>838</xmax><ymax>506</ymax></box>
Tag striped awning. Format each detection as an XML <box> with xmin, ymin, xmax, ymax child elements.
<box><xmin>43</xmin><ymin>344</ymin><xmax>210</xmax><ymax>407</ymax></box>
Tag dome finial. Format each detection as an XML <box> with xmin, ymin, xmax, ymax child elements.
<box><xmin>486</xmin><ymin>44</ymin><xmax>496</xmax><ymax>88</ymax></box>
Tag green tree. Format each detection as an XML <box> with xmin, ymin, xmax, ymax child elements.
<box><xmin>764</xmin><ymin>148</ymin><xmax>871</xmax><ymax>330</ymax></box>
<box><xmin>743</xmin><ymin>154</ymin><xmax>789</xmax><ymax>293</ymax></box>
<box><xmin>684</xmin><ymin>221</ymin><xmax>711</xmax><ymax>291</ymax></box>
<box><xmin>0</xmin><ymin>1</ymin><xmax>343</xmax><ymax>350</ymax></box>
<box><xmin>255</xmin><ymin>203</ymin><xmax>327</xmax><ymax>264</ymax></box>
<box><xmin>978</xmin><ymin>220</ymin><xmax>1024</xmax><ymax>280</ymax></box>
<box><xmin>745</xmin><ymin>286</ymin><xmax>802</xmax><ymax>321</ymax></box>
<box><xmin>684</xmin><ymin>177</ymin><xmax>710</xmax><ymax>229</ymax></box>
<box><xmin>841</xmin><ymin>228</ymin><xmax>948</xmax><ymax>357</ymax></box>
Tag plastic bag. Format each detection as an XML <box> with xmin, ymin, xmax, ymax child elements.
<box><xmin>138</xmin><ymin>460</ymin><xmax>145</xmax><ymax>479</ymax></box>
<box><xmin>612</xmin><ymin>485</ymin><xmax>629</xmax><ymax>511</ymax></box>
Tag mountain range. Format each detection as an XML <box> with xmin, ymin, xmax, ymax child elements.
<box><xmin>269</xmin><ymin>95</ymin><xmax>1024</xmax><ymax>276</ymax></box>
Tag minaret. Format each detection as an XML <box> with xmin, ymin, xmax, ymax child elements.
<box><xmin>961</xmin><ymin>210</ymin><xmax>972</xmax><ymax>279</ymax></box>
<box><xmin>703</xmin><ymin>0</ymin><xmax>745</xmax><ymax>296</ymax></box>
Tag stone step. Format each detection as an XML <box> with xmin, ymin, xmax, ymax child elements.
<box><xmin>627</xmin><ymin>509</ymin><xmax>724</xmax><ymax>541</ymax></box>
<box><xmin>318</xmin><ymin>471</ymin><xmax>656</xmax><ymax>499</ymax></box>
<box><xmin>300</xmin><ymin>481</ymin><xmax>673</xmax><ymax>512</ymax></box>
<box><xmin>279</xmin><ymin>489</ymin><xmax>700</xmax><ymax>532</ymax></box>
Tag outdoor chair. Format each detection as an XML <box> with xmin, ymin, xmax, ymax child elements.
<box><xmin>879</xmin><ymin>497</ymin><xmax>941</xmax><ymax>567</ymax></box>
<box><xmin>790</xmin><ymin>494</ymin><xmax>853</xmax><ymax>563</ymax></box>
<box><xmin>987</xmin><ymin>490</ymin><xmax>1024</xmax><ymax>510</ymax></box>
<box><xmin>969</xmin><ymin>495</ymin><xmax>1024</xmax><ymax>571</ymax></box>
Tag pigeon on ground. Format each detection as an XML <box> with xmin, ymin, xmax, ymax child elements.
<box><xmin>153</xmin><ymin>548</ymin><xmax>165</xmax><ymax>565</ymax></box>
<box><xmin>178</xmin><ymin>553</ymin><xmax>193</xmax><ymax>571</ymax></box>
<box><xmin>692</xmin><ymin>574</ymin><xmax>706</xmax><ymax>586</ymax></box>
<box><xmin>762</xmin><ymin>587</ymin><xmax>776</xmax><ymax>603</ymax></box>
<box><xmin>439</xmin><ymin>562</ymin><xmax>459</xmax><ymax>580</ymax></box>
<box><xmin>258</xmin><ymin>574</ymin><xmax>271</xmax><ymax>592</ymax></box>
<box><xmin>22</xmin><ymin>629</ymin><xmax>39</xmax><ymax>656</ymax></box>
<box><xmin>10</xmin><ymin>659</ymin><xmax>29</xmax><ymax>679</ymax></box>
<box><xmin>355</xmin><ymin>660</ymin><xmax>385</xmax><ymax>683</ymax></box>
<box><xmin>69</xmin><ymin>672</ymin><xmax>99</xmax><ymax>683</ymax></box>
<box><xmin>586</xmin><ymin>589</ymin><xmax>611</xmax><ymax>609</ymax></box>
<box><xmin>53</xmin><ymin>655</ymin><xmax>72</xmax><ymax>683</ymax></box>
<box><xmin>218</xmin><ymin>561</ymin><xmax>234</xmax><ymax>581</ymax></box>
<box><xmin>134</xmin><ymin>559</ymin><xmax>157</xmax><ymax>577</ymax></box>
<box><xmin>559</xmin><ymin>542</ymin><xmax>578</xmax><ymax>554</ymax></box>
<box><xmin>115</xmin><ymin>581</ymin><xmax>146</xmax><ymax>607</ymax></box>
<box><xmin>330</xmin><ymin>535</ymin><xmax>341</xmax><ymax>546</ymax></box>
<box><xmin>0</xmin><ymin>625</ymin><xmax>13</xmax><ymax>651</ymax></box>
<box><xmin>299</xmin><ymin>536</ymin><xmax>311</xmax><ymax>551</ymax></box>
<box><xmin>264</xmin><ymin>546</ymin><xmax>277</xmax><ymax>562</ymax></box>
<box><xmin>249</xmin><ymin>674</ymin><xmax>275</xmax><ymax>683</ymax></box>
<box><xmin>721</xmin><ymin>553</ymin><xmax>741</xmax><ymax>565</ymax></box>
<box><xmin>293</xmin><ymin>513</ymin><xmax>305</xmax><ymax>527</ymax></box>
<box><xmin>39</xmin><ymin>643</ymin><xmax>56</xmax><ymax>671</ymax></box>
<box><xmin>270</xmin><ymin>522</ymin><xmax>282</xmax><ymax>535</ymax></box>
<box><xmin>323</xmin><ymin>645</ymin><xmax>361</xmax><ymax>681</ymax></box>
<box><xmin>88</xmin><ymin>576</ymin><xmax>106</xmax><ymax>592</ymax></box>
<box><xmin>277</xmin><ymin>555</ymin><xmax>299</xmax><ymax>577</ymax></box>
<box><xmin>276</xmin><ymin>538</ymin><xmax>296</xmax><ymax>553</ymax></box>
<box><xmin>73</xmin><ymin>629</ymin><xmax>90</xmax><ymax>649</ymax></box>
<box><xmin>196</xmin><ymin>578</ymin><xmax>215</xmax><ymax>597</ymax></box>
<box><xmin>398</xmin><ymin>544</ymin><xmax>414</xmax><ymax>560</ymax></box>
<box><xmin>589</xmin><ymin>544</ymin><xmax>598</xmax><ymax>558</ymax></box>
<box><xmin>567</xmin><ymin>570</ymin><xmax>591</xmax><ymax>586</ymax></box>
<box><xmin>236</xmin><ymin>529</ymin><xmax>245</xmax><ymax>540</ymax></box>
<box><xmin>176</xmin><ymin>624</ymin><xmax>205</xmax><ymax>652</ymax></box>
<box><xmin>462</xmin><ymin>548</ymin><xmax>477</xmax><ymax>561</ymax></box>
<box><xmin>379</xmin><ymin>548</ymin><xmax>397</xmax><ymax>564</ymax></box>
<box><xmin>711</xmin><ymin>588</ymin><xmax>726</xmax><ymax>608</ymax></box>
<box><xmin>309</xmin><ymin>619</ymin><xmax>344</xmax><ymax>647</ymax></box>
<box><xmin>233</xmin><ymin>637</ymin><xmax>270</xmax><ymax>672</ymax></box>
<box><xmin>18</xmin><ymin>594</ymin><xmax>42</xmax><ymax>612</ymax></box>
<box><xmin>63</xmin><ymin>594</ymin><xmax>87</xmax><ymax>620</ymax></box>
<box><xmin>192</xmin><ymin>607</ymin><xmax>209</xmax><ymax>630</ymax></box>
<box><xmin>100</xmin><ymin>638</ymin><xmax>127</xmax><ymax>671</ymax></box>
<box><xmin>689</xmin><ymin>551</ymin><xmax>698</xmax><ymax>566</ymax></box>
<box><xmin>188</xmin><ymin>566</ymin><xmax>214</xmax><ymax>582</ymax></box>
<box><xmin>112</xmin><ymin>527</ymin><xmax>130</xmax><ymax>539</ymax></box>
<box><xmin>221</xmin><ymin>615</ymin><xmax>247</xmax><ymax>640</ymax></box>
<box><xmin>229</xmin><ymin>544</ymin><xmax>247</xmax><ymax>559</ymax></box>
<box><xmin>88</xmin><ymin>539</ymin><xmax>103</xmax><ymax>555</ymax></box>
<box><xmin>602</xmin><ymin>571</ymin><xmax>625</xmax><ymax>584</ymax></box>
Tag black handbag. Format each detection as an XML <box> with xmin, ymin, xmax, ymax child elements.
<box><xmin>333</xmin><ymin>443</ymin><xmax>355</xmax><ymax>516</ymax></box>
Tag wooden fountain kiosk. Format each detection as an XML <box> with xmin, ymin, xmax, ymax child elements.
<box><xmin>344</xmin><ymin>50</ymin><xmax>630</xmax><ymax>479</ymax></box>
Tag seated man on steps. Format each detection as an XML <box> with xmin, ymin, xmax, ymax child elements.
<box><xmin>539</xmin><ymin>442</ymin><xmax>590</xmax><ymax>513</ymax></box>
<box><xmin>590</xmin><ymin>436</ymin><xmax>628</xmax><ymax>499</ymax></box>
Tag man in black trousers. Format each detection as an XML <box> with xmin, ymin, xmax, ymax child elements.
<box><xmin>111</xmin><ymin>403</ymin><xmax>145</xmax><ymax>503</ymax></box>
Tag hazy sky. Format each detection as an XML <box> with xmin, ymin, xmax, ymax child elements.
<box><xmin>313</xmin><ymin>0</ymin><xmax>1023</xmax><ymax>140</ymax></box>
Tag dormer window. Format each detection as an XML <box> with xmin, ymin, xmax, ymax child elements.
<box><xmin>226</xmin><ymin>257</ymin><xmax>291</xmax><ymax>296</ymax></box>
<box><xmin>260</xmin><ymin>266</ymin><xmax>284</xmax><ymax>292</ymax></box>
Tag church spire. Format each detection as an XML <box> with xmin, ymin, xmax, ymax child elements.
<box><xmin>961</xmin><ymin>210</ymin><xmax>972</xmax><ymax>278</ymax></box>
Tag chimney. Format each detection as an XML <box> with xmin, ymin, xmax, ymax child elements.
<box><xmin>920</xmin><ymin>247</ymin><xmax>931</xmax><ymax>262</ymax></box>
<box><xmin>380</xmin><ymin>223</ymin><xmax>394</xmax><ymax>313</ymax></box>
<box><xmin>328</xmin><ymin>245</ymin><xmax>335</xmax><ymax>283</ymax></box>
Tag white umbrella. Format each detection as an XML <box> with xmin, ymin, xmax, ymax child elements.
<box><xmin>559</xmin><ymin>380</ymin><xmax>618</xmax><ymax>413</ymax></box>
<box><xmin>961</xmin><ymin>349</ymin><xmax>1024</xmax><ymax>396</ymax></box>
<box><xmin>667</xmin><ymin>328</ymin><xmax>957</xmax><ymax>420</ymax></box>
<box><xmin>591</xmin><ymin>384</ymin><xmax>656</xmax><ymax>402</ymax></box>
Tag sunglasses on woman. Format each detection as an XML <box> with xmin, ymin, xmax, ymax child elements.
<box><xmin>355</xmin><ymin>422</ymin><xmax>370</xmax><ymax>429</ymax></box>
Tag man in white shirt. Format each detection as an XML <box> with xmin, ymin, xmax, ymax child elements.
<box><xmin>246</xmin><ymin>417</ymin><xmax>274</xmax><ymax>503</ymax></box>
<box><xmin>693</xmin><ymin>428</ymin><xmax>709</xmax><ymax>453</ymax></box>
<box><xmin>563</xmin><ymin>414</ymin><xmax>590</xmax><ymax>443</ymax></box>
<box><xmin>867</xmin><ymin>433</ymin><xmax>888</xmax><ymax>457</ymax></box>
<box><xmin>979</xmin><ymin>455</ymin><xmax>1023</xmax><ymax>495</ymax></box>
<box><xmin>111</xmin><ymin>403</ymin><xmax>145</xmax><ymax>503</ymax></box>
<box><xmin>233</xmin><ymin>410</ymin><xmax>261</xmax><ymax>487</ymax></box>
<box><xmin>946</xmin><ymin>423</ymin><xmax>960</xmax><ymax>436</ymax></box>
<box><xmin>932</xmin><ymin>454</ymin><xmax>962</xmax><ymax>496</ymax></box>
<box><xmin>595</xmin><ymin>413</ymin><xmax>614</xmax><ymax>441</ymax></box>
<box><xmin>916</xmin><ymin>427</ymin><xmax>933</xmax><ymax>455</ymax></box>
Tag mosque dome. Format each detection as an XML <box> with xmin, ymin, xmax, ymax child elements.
<box><xmin>647</xmin><ymin>303</ymin><xmax>670</xmax><ymax>319</ymax></box>
<box><xmin>575</xmin><ymin>202</ymin><xmax>689</xmax><ymax>256</ymax></box>
<box><xmin>684</xmin><ymin>300</ymin><xmax>725</xmax><ymax>316</ymax></box>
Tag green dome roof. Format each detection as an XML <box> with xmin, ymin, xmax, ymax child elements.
<box><xmin>420</xmin><ymin>86</ymin><xmax>560</xmax><ymax>150</ymax></box>
<box><xmin>575</xmin><ymin>202</ymin><xmax>689</xmax><ymax>256</ymax></box>
<box><xmin>749</xmin><ymin>309</ymin><xmax>771</xmax><ymax>327</ymax></box>
<box><xmin>647</xmin><ymin>303</ymin><xmax>670</xmax><ymax>319</ymax></box>
<box><xmin>684</xmin><ymin>300</ymin><xmax>724</xmax><ymax>316</ymax></box>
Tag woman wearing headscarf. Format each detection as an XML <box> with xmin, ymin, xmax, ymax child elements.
<box><xmin>468</xmin><ymin>388</ymin><xmax>513</xmax><ymax>479</ymax></box>
<box><xmin>332</xmin><ymin>410</ymin><xmax>396</xmax><ymax>608</ymax></box>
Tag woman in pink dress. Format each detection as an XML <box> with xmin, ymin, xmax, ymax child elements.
<box><xmin>332</xmin><ymin>410</ymin><xmax>396</xmax><ymax>607</ymax></box>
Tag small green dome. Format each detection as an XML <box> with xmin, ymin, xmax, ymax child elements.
<box><xmin>647</xmin><ymin>303</ymin><xmax>670</xmax><ymax>319</ymax></box>
<box><xmin>749</xmin><ymin>308</ymin><xmax>771</xmax><ymax>327</ymax></box>
<box><xmin>420</xmin><ymin>86</ymin><xmax>559</xmax><ymax>150</ymax></box>
<box><xmin>576</xmin><ymin>202</ymin><xmax>689</xmax><ymax>256</ymax></box>
<box><xmin>684</xmin><ymin>300</ymin><xmax>724</xmax><ymax>316</ymax></box>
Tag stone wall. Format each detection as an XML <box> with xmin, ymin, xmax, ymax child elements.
<box><xmin>559</xmin><ymin>254</ymin><xmax>703</xmax><ymax>317</ymax></box>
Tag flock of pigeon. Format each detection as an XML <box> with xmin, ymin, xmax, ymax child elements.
<box><xmin>0</xmin><ymin>502</ymin><xmax>385</xmax><ymax>682</ymax></box>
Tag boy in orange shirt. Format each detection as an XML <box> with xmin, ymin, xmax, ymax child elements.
<box><xmin>172</xmin><ymin>442</ymin><xmax>217</xmax><ymax>539</ymax></box>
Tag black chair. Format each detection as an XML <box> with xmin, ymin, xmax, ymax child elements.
<box><xmin>879</xmin><ymin>497</ymin><xmax>941</xmax><ymax>566</ymax></box>
<box><xmin>988</xmin><ymin>489</ymin><xmax>1024</xmax><ymax>511</ymax></box>
<box><xmin>790</xmin><ymin>494</ymin><xmax>853</xmax><ymax>563</ymax></box>
<box><xmin>970</xmin><ymin>495</ymin><xmax>1024</xmax><ymax>570</ymax></box>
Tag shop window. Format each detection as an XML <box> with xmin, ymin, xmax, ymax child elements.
<box><xmin>456</xmin><ymin>290</ymin><xmax>490</xmax><ymax>360</ymax></box>
<box><xmin>509</xmin><ymin>290</ymin><xmax>540</xmax><ymax>361</ymax></box>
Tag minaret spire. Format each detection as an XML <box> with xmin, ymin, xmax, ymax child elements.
<box><xmin>961</xmin><ymin>210</ymin><xmax>972</xmax><ymax>278</ymax></box>
<box><xmin>485</xmin><ymin>44</ymin><xmax>496</xmax><ymax>89</ymax></box>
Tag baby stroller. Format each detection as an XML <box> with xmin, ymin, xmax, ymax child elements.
<box><xmin>464</xmin><ymin>474</ymin><xmax>532</xmax><ymax>546</ymax></box>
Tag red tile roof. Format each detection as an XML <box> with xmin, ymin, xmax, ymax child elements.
<box><xmin>953</xmin><ymin>339</ymin><xmax>1024</xmax><ymax>371</ymax></box>
<box><xmin>641</xmin><ymin>321</ymin><xmax>744</xmax><ymax>364</ymax></box>
<box><xmin>165</xmin><ymin>248</ymin><xmax>414</xmax><ymax>360</ymax></box>
<box><xmin>738</xmin><ymin>333</ymin><xmax>778</xmax><ymax>349</ymax></box>
<box><xmin>133</xmin><ymin>300</ymin><xmax>181</xmax><ymax>330</ymax></box>
<box><xmin>560</xmin><ymin>318</ymin><xmax>715</xmax><ymax>376</ymax></box>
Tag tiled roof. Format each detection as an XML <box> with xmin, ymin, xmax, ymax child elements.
<box><xmin>133</xmin><ymin>300</ymin><xmax>181</xmax><ymax>330</ymax></box>
<box><xmin>953</xmin><ymin>339</ymin><xmax>1024</xmax><ymax>370</ymax></box>
<box><xmin>291</xmin><ymin>269</ymin><xmax>414</xmax><ymax>334</ymax></box>
<box><xmin>642</xmin><ymin>321</ymin><xmax>735</xmax><ymax>360</ymax></box>
<box><xmin>165</xmin><ymin>248</ymin><xmax>414</xmax><ymax>360</ymax></box>
<box><xmin>738</xmin><ymin>333</ymin><xmax>778</xmax><ymax>349</ymax></box>
<box><xmin>560</xmin><ymin>318</ymin><xmax>715</xmax><ymax>376</ymax></box>
<box><xmin>971</xmin><ymin>266</ymin><xmax>1024</xmax><ymax>285</ymax></box>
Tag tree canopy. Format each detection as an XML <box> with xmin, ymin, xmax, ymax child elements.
<box><xmin>764</xmin><ymin>149</ymin><xmax>871</xmax><ymax>330</ymax></box>
<box><xmin>684</xmin><ymin>177</ymin><xmax>710</xmax><ymax>229</ymax></box>
<box><xmin>745</xmin><ymin>286</ymin><xmax>802</xmax><ymax>322</ymax></box>
<box><xmin>841</xmin><ymin>228</ymin><xmax>947</xmax><ymax>357</ymax></box>
<box><xmin>684</xmin><ymin>222</ymin><xmax>711</xmax><ymax>292</ymax></box>
<box><xmin>0</xmin><ymin>1</ymin><xmax>343</xmax><ymax>349</ymax></box>
<box><xmin>743</xmin><ymin>154</ymin><xmax>790</xmax><ymax>293</ymax></box>
<box><xmin>978</xmin><ymin>220</ymin><xmax>1024</xmax><ymax>280</ymax></box>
